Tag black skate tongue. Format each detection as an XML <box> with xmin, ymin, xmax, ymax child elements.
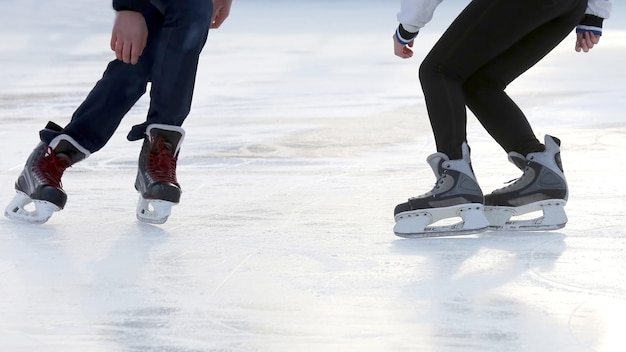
<box><xmin>55</xmin><ymin>140</ymin><xmax>87</xmax><ymax>164</ymax></box>
<box><xmin>151</xmin><ymin>129</ymin><xmax>182</xmax><ymax>153</ymax></box>
<box><xmin>510</xmin><ymin>155</ymin><xmax>527</xmax><ymax>170</ymax></box>
<box><xmin>54</xmin><ymin>153</ymin><xmax>73</xmax><ymax>165</ymax></box>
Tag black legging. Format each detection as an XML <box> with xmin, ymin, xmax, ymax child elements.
<box><xmin>420</xmin><ymin>0</ymin><xmax>587</xmax><ymax>159</ymax></box>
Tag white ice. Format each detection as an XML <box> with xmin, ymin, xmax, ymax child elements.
<box><xmin>1</xmin><ymin>1</ymin><xmax>626</xmax><ymax>351</ymax></box>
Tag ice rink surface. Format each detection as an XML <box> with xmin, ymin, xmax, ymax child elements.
<box><xmin>1</xmin><ymin>1</ymin><xmax>625</xmax><ymax>351</ymax></box>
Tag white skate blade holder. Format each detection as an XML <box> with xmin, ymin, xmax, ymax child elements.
<box><xmin>136</xmin><ymin>195</ymin><xmax>175</xmax><ymax>224</ymax></box>
<box><xmin>4</xmin><ymin>191</ymin><xmax>60</xmax><ymax>225</ymax></box>
<box><xmin>394</xmin><ymin>203</ymin><xmax>489</xmax><ymax>238</ymax></box>
<box><xmin>484</xmin><ymin>199</ymin><xmax>567</xmax><ymax>231</ymax></box>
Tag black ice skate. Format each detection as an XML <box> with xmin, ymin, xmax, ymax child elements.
<box><xmin>5</xmin><ymin>122</ymin><xmax>89</xmax><ymax>224</ymax></box>
<box><xmin>484</xmin><ymin>135</ymin><xmax>568</xmax><ymax>231</ymax></box>
<box><xmin>135</xmin><ymin>124</ymin><xmax>185</xmax><ymax>224</ymax></box>
<box><xmin>393</xmin><ymin>143</ymin><xmax>489</xmax><ymax>238</ymax></box>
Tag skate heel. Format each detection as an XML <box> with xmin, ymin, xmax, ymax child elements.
<box><xmin>394</xmin><ymin>204</ymin><xmax>489</xmax><ymax>238</ymax></box>
<box><xmin>393</xmin><ymin>212</ymin><xmax>431</xmax><ymax>237</ymax></box>
<box><xmin>136</xmin><ymin>196</ymin><xmax>175</xmax><ymax>224</ymax></box>
<box><xmin>5</xmin><ymin>191</ymin><xmax>60</xmax><ymax>224</ymax></box>
<box><xmin>485</xmin><ymin>199</ymin><xmax>567</xmax><ymax>231</ymax></box>
<box><xmin>484</xmin><ymin>135</ymin><xmax>569</xmax><ymax>232</ymax></box>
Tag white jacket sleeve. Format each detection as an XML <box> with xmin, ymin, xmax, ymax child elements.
<box><xmin>397</xmin><ymin>0</ymin><xmax>444</xmax><ymax>33</ymax></box>
<box><xmin>585</xmin><ymin>0</ymin><xmax>612</xmax><ymax>19</ymax></box>
<box><xmin>577</xmin><ymin>0</ymin><xmax>611</xmax><ymax>36</ymax></box>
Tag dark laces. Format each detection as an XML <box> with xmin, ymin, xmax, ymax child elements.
<box><xmin>36</xmin><ymin>147</ymin><xmax>70</xmax><ymax>188</ymax></box>
<box><xmin>148</xmin><ymin>137</ymin><xmax>178</xmax><ymax>184</ymax></box>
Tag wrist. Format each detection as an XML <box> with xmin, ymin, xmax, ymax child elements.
<box><xmin>395</xmin><ymin>24</ymin><xmax>418</xmax><ymax>45</ymax></box>
<box><xmin>577</xmin><ymin>14</ymin><xmax>604</xmax><ymax>36</ymax></box>
<box><xmin>112</xmin><ymin>0</ymin><xmax>148</xmax><ymax>12</ymax></box>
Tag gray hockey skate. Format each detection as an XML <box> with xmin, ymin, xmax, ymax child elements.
<box><xmin>135</xmin><ymin>124</ymin><xmax>185</xmax><ymax>224</ymax></box>
<box><xmin>5</xmin><ymin>122</ymin><xmax>90</xmax><ymax>224</ymax></box>
<box><xmin>394</xmin><ymin>143</ymin><xmax>489</xmax><ymax>238</ymax></box>
<box><xmin>484</xmin><ymin>135</ymin><xmax>568</xmax><ymax>231</ymax></box>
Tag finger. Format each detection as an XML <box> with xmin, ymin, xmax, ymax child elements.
<box><xmin>585</xmin><ymin>36</ymin><xmax>595</xmax><ymax>50</ymax></box>
<box><xmin>130</xmin><ymin>44</ymin><xmax>142</xmax><ymax>65</ymax></box>
<box><xmin>133</xmin><ymin>35</ymin><xmax>147</xmax><ymax>64</ymax></box>
<box><xmin>580</xmin><ymin>40</ymin><xmax>589</xmax><ymax>53</ymax></box>
<box><xmin>210</xmin><ymin>9</ymin><xmax>221</xmax><ymax>28</ymax></box>
<box><xmin>395</xmin><ymin>46</ymin><xmax>407</xmax><ymax>58</ymax></box>
<box><xmin>211</xmin><ymin>8</ymin><xmax>229</xmax><ymax>28</ymax></box>
<box><xmin>115</xmin><ymin>39</ymin><xmax>124</xmax><ymax>61</ymax></box>
<box><xmin>122</xmin><ymin>41</ymin><xmax>132</xmax><ymax>64</ymax></box>
<box><xmin>587</xmin><ymin>32</ymin><xmax>599</xmax><ymax>48</ymax></box>
<box><xmin>395</xmin><ymin>46</ymin><xmax>412</xmax><ymax>58</ymax></box>
<box><xmin>592</xmin><ymin>34</ymin><xmax>600</xmax><ymax>44</ymax></box>
<box><xmin>110</xmin><ymin>33</ymin><xmax>117</xmax><ymax>52</ymax></box>
<box><xmin>577</xmin><ymin>34</ymin><xmax>588</xmax><ymax>52</ymax></box>
<box><xmin>583</xmin><ymin>32</ymin><xmax>593</xmax><ymax>49</ymax></box>
<box><xmin>395</xmin><ymin>49</ymin><xmax>409</xmax><ymax>58</ymax></box>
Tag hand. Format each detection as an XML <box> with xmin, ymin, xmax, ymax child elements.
<box><xmin>110</xmin><ymin>10</ymin><xmax>148</xmax><ymax>65</ymax></box>
<box><xmin>211</xmin><ymin>0</ymin><xmax>233</xmax><ymax>29</ymax></box>
<box><xmin>575</xmin><ymin>32</ymin><xmax>600</xmax><ymax>53</ymax></box>
<box><xmin>393</xmin><ymin>35</ymin><xmax>414</xmax><ymax>59</ymax></box>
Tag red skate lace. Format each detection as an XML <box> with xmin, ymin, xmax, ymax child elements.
<box><xmin>35</xmin><ymin>147</ymin><xmax>71</xmax><ymax>188</ymax></box>
<box><xmin>148</xmin><ymin>137</ymin><xmax>178</xmax><ymax>184</ymax></box>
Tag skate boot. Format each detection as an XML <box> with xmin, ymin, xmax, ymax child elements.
<box><xmin>135</xmin><ymin>123</ymin><xmax>185</xmax><ymax>224</ymax></box>
<box><xmin>5</xmin><ymin>121</ymin><xmax>90</xmax><ymax>224</ymax></box>
<box><xmin>484</xmin><ymin>135</ymin><xmax>568</xmax><ymax>231</ymax></box>
<box><xmin>393</xmin><ymin>143</ymin><xmax>489</xmax><ymax>238</ymax></box>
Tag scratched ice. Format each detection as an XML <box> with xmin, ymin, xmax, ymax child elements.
<box><xmin>1</xmin><ymin>1</ymin><xmax>625</xmax><ymax>351</ymax></box>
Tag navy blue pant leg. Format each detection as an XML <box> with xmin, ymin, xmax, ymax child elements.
<box><xmin>126</xmin><ymin>0</ymin><xmax>213</xmax><ymax>142</ymax></box>
<box><xmin>41</xmin><ymin>0</ymin><xmax>212</xmax><ymax>153</ymax></box>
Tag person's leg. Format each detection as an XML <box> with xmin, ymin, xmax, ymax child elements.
<box><xmin>463</xmin><ymin>0</ymin><xmax>587</xmax><ymax>155</ymax></box>
<box><xmin>130</xmin><ymin>0</ymin><xmax>213</xmax><ymax>224</ymax></box>
<box><xmin>462</xmin><ymin>1</ymin><xmax>588</xmax><ymax>231</ymax></box>
<box><xmin>419</xmin><ymin>0</ymin><xmax>584</xmax><ymax>159</ymax></box>
<box><xmin>40</xmin><ymin>4</ymin><xmax>165</xmax><ymax>153</ymax></box>
<box><xmin>126</xmin><ymin>0</ymin><xmax>213</xmax><ymax>141</ymax></box>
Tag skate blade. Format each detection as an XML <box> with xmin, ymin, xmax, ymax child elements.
<box><xmin>136</xmin><ymin>196</ymin><xmax>175</xmax><ymax>224</ymax></box>
<box><xmin>393</xmin><ymin>204</ymin><xmax>489</xmax><ymax>238</ymax></box>
<box><xmin>485</xmin><ymin>199</ymin><xmax>567</xmax><ymax>231</ymax></box>
<box><xmin>4</xmin><ymin>191</ymin><xmax>59</xmax><ymax>225</ymax></box>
